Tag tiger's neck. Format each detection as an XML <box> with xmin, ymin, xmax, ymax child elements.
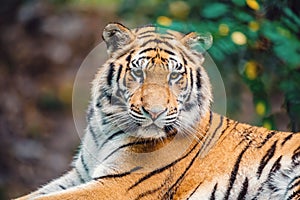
<box><xmin>126</xmin><ymin>111</ymin><xmax>213</xmax><ymax>154</ymax></box>
<box><xmin>93</xmin><ymin>111</ymin><xmax>225</xmax><ymax>177</ymax></box>
<box><xmin>116</xmin><ymin>112</ymin><xmax>221</xmax><ymax>172</ymax></box>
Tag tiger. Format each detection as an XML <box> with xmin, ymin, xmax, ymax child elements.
<box><xmin>16</xmin><ymin>23</ymin><xmax>300</xmax><ymax>200</ymax></box>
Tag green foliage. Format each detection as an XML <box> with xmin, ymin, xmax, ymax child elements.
<box><xmin>201</xmin><ymin>3</ymin><xmax>229</xmax><ymax>19</ymax></box>
<box><xmin>118</xmin><ymin>0</ymin><xmax>300</xmax><ymax>131</ymax></box>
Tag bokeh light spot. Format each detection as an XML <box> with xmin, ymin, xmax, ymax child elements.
<box><xmin>246</xmin><ymin>0</ymin><xmax>260</xmax><ymax>11</ymax></box>
<box><xmin>256</xmin><ymin>101</ymin><xmax>266</xmax><ymax>116</ymax></box>
<box><xmin>169</xmin><ymin>1</ymin><xmax>190</xmax><ymax>19</ymax></box>
<box><xmin>263</xmin><ymin>121</ymin><xmax>272</xmax><ymax>130</ymax></box>
<box><xmin>249</xmin><ymin>21</ymin><xmax>260</xmax><ymax>32</ymax></box>
<box><xmin>157</xmin><ymin>16</ymin><xmax>172</xmax><ymax>27</ymax></box>
<box><xmin>231</xmin><ymin>31</ymin><xmax>247</xmax><ymax>45</ymax></box>
<box><xmin>219</xmin><ymin>24</ymin><xmax>229</xmax><ymax>36</ymax></box>
<box><xmin>245</xmin><ymin>61</ymin><xmax>258</xmax><ymax>80</ymax></box>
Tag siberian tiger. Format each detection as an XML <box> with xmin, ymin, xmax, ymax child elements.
<box><xmin>16</xmin><ymin>23</ymin><xmax>300</xmax><ymax>200</ymax></box>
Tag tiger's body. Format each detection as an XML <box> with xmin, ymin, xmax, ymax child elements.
<box><xmin>17</xmin><ymin>23</ymin><xmax>300</xmax><ymax>200</ymax></box>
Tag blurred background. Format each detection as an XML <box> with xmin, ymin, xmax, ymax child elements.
<box><xmin>0</xmin><ymin>0</ymin><xmax>299</xmax><ymax>199</ymax></box>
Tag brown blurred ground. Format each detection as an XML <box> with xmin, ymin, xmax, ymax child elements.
<box><xmin>0</xmin><ymin>1</ymin><xmax>118</xmax><ymax>199</ymax></box>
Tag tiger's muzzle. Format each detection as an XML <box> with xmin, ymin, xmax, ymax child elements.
<box><xmin>129</xmin><ymin>82</ymin><xmax>178</xmax><ymax>129</ymax></box>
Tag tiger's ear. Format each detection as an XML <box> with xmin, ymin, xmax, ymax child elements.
<box><xmin>102</xmin><ymin>23</ymin><xmax>135</xmax><ymax>57</ymax></box>
<box><xmin>181</xmin><ymin>32</ymin><xmax>213</xmax><ymax>54</ymax></box>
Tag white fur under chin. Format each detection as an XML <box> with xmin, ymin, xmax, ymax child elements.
<box><xmin>135</xmin><ymin>126</ymin><xmax>166</xmax><ymax>139</ymax></box>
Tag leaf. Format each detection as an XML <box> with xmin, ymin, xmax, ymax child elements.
<box><xmin>273</xmin><ymin>41</ymin><xmax>300</xmax><ymax>68</ymax></box>
<box><xmin>202</xmin><ymin>3</ymin><xmax>229</xmax><ymax>19</ymax></box>
<box><xmin>234</xmin><ymin>11</ymin><xmax>254</xmax><ymax>22</ymax></box>
<box><xmin>283</xmin><ymin>8</ymin><xmax>300</xmax><ymax>27</ymax></box>
<box><xmin>232</xmin><ymin>0</ymin><xmax>246</xmax><ymax>6</ymax></box>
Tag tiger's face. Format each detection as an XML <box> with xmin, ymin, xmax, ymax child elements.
<box><xmin>126</xmin><ymin>48</ymin><xmax>187</xmax><ymax>138</ymax></box>
<box><xmin>93</xmin><ymin>23</ymin><xmax>212</xmax><ymax>139</ymax></box>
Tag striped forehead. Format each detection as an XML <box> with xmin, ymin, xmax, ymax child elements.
<box><xmin>134</xmin><ymin>26</ymin><xmax>183</xmax><ymax>48</ymax></box>
<box><xmin>131</xmin><ymin>27</ymin><xmax>183</xmax><ymax>68</ymax></box>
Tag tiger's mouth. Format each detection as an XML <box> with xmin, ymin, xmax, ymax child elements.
<box><xmin>131</xmin><ymin>117</ymin><xmax>178</xmax><ymax>139</ymax></box>
<box><xmin>128</xmin><ymin>106</ymin><xmax>178</xmax><ymax>138</ymax></box>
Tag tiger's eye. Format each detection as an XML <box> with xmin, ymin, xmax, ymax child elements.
<box><xmin>170</xmin><ymin>72</ymin><xmax>180</xmax><ymax>80</ymax></box>
<box><xmin>133</xmin><ymin>69</ymin><xmax>144</xmax><ymax>77</ymax></box>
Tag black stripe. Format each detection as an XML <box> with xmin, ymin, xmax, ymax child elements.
<box><xmin>237</xmin><ymin>177</ymin><xmax>248</xmax><ymax>200</ymax></box>
<box><xmin>175</xmin><ymin>63</ymin><xmax>183</xmax><ymax>71</ymax></box>
<box><xmin>186</xmin><ymin>181</ymin><xmax>203</xmax><ymax>199</ymax></box>
<box><xmin>96</xmin><ymin>95</ymin><xmax>102</xmax><ymax>108</ymax></box>
<box><xmin>281</xmin><ymin>132</ymin><xmax>295</xmax><ymax>146</ymax></box>
<box><xmin>288</xmin><ymin>175</ymin><xmax>300</xmax><ymax>190</ymax></box>
<box><xmin>179</xmin><ymin>47</ymin><xmax>195</xmax><ymax>64</ymax></box>
<box><xmin>209</xmin><ymin>183</ymin><xmax>218</xmax><ymax>200</ymax></box>
<box><xmin>221</xmin><ymin>118</ymin><xmax>232</xmax><ymax>135</ymax></box>
<box><xmin>256</xmin><ymin>141</ymin><xmax>278</xmax><ymax>179</ymax></box>
<box><xmin>287</xmin><ymin>190</ymin><xmax>300</xmax><ymax>200</ymax></box>
<box><xmin>134</xmin><ymin>186</ymin><xmax>162</xmax><ymax>200</ymax></box>
<box><xmin>209</xmin><ymin>110</ymin><xmax>213</xmax><ymax>124</ymax></box>
<box><xmin>87</xmin><ymin>106</ymin><xmax>94</xmax><ymax>122</ymax></box>
<box><xmin>211</xmin><ymin>115</ymin><xmax>224</xmax><ymax>138</ymax></box>
<box><xmin>137</xmin><ymin>34</ymin><xmax>155</xmax><ymax>39</ymax></box>
<box><xmin>128</xmin><ymin>142</ymin><xmax>199</xmax><ymax>190</ymax></box>
<box><xmin>126</xmin><ymin>54</ymin><xmax>132</xmax><ymax>67</ymax></box>
<box><xmin>258</xmin><ymin>131</ymin><xmax>277</xmax><ymax>148</ymax></box>
<box><xmin>101</xmin><ymin>111</ymin><xmax>113</xmax><ymax>125</ymax></box>
<box><xmin>165</xmin><ymin>30</ymin><xmax>176</xmax><ymax>37</ymax></box>
<box><xmin>196</xmin><ymin>68</ymin><xmax>201</xmax><ymax>90</ymax></box>
<box><xmin>140</xmin><ymin>39</ymin><xmax>173</xmax><ymax>49</ymax></box>
<box><xmin>130</xmin><ymin>111</ymin><xmax>146</xmax><ymax>120</ymax></box>
<box><xmin>75</xmin><ymin>168</ymin><xmax>85</xmax><ymax>183</ymax></box>
<box><xmin>94</xmin><ymin>166</ymin><xmax>142</xmax><ymax>180</ymax></box>
<box><xmin>223</xmin><ymin>144</ymin><xmax>250</xmax><ymax>200</ymax></box>
<box><xmin>107</xmin><ymin>63</ymin><xmax>115</xmax><ymax>86</ymax></box>
<box><xmin>202</xmin><ymin>116</ymin><xmax>224</xmax><ymax>151</ymax></box>
<box><xmin>80</xmin><ymin>153</ymin><xmax>89</xmax><ymax>175</ymax></box>
<box><xmin>162</xmin><ymin>49</ymin><xmax>175</xmax><ymax>56</ymax></box>
<box><xmin>115</xmin><ymin>64</ymin><xmax>125</xmax><ymax>99</ymax></box>
<box><xmin>269</xmin><ymin>155</ymin><xmax>282</xmax><ymax>176</ymax></box>
<box><xmin>163</xmin><ymin>138</ymin><xmax>210</xmax><ymax>198</ymax></box>
<box><xmin>134</xmin><ymin>179</ymin><xmax>168</xmax><ymax>200</ymax></box>
<box><xmin>88</xmin><ymin>125</ymin><xmax>99</xmax><ymax>147</ymax></box>
<box><xmin>182</xmin><ymin>54</ymin><xmax>188</xmax><ymax>65</ymax></box>
<box><xmin>102</xmin><ymin>140</ymin><xmax>161</xmax><ymax>162</ymax></box>
<box><xmin>292</xmin><ymin>145</ymin><xmax>300</xmax><ymax>165</ymax></box>
<box><xmin>116</xmin><ymin>64</ymin><xmax>124</xmax><ymax>81</ymax></box>
<box><xmin>58</xmin><ymin>184</ymin><xmax>66</xmax><ymax>190</ymax></box>
<box><xmin>99</xmin><ymin>88</ymin><xmax>112</xmax><ymax>102</ymax></box>
<box><xmin>99</xmin><ymin>130</ymin><xmax>125</xmax><ymax>149</ymax></box>
<box><xmin>183</xmin><ymin>66</ymin><xmax>194</xmax><ymax>104</ymax></box>
<box><xmin>138</xmin><ymin>30</ymin><xmax>156</xmax><ymax>36</ymax></box>
<box><xmin>187</xmin><ymin>69</ymin><xmax>194</xmax><ymax>102</ymax></box>
<box><xmin>139</xmin><ymin>47</ymin><xmax>156</xmax><ymax>55</ymax></box>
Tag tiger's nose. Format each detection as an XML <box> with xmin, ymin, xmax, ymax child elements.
<box><xmin>141</xmin><ymin>106</ymin><xmax>167</xmax><ymax>120</ymax></box>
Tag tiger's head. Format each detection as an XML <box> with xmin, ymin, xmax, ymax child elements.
<box><xmin>92</xmin><ymin>23</ymin><xmax>212</xmax><ymax>139</ymax></box>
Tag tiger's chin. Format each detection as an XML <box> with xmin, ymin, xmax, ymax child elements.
<box><xmin>128</xmin><ymin>125</ymin><xmax>178</xmax><ymax>153</ymax></box>
<box><xmin>135</xmin><ymin>124</ymin><xmax>167</xmax><ymax>139</ymax></box>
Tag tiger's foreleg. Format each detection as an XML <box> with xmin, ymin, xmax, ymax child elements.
<box><xmin>15</xmin><ymin>168</ymin><xmax>86</xmax><ymax>200</ymax></box>
<box><xmin>27</xmin><ymin>173</ymin><xmax>146</xmax><ymax>200</ymax></box>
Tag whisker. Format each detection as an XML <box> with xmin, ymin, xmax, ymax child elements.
<box><xmin>174</xmin><ymin>120</ymin><xmax>203</xmax><ymax>145</ymax></box>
